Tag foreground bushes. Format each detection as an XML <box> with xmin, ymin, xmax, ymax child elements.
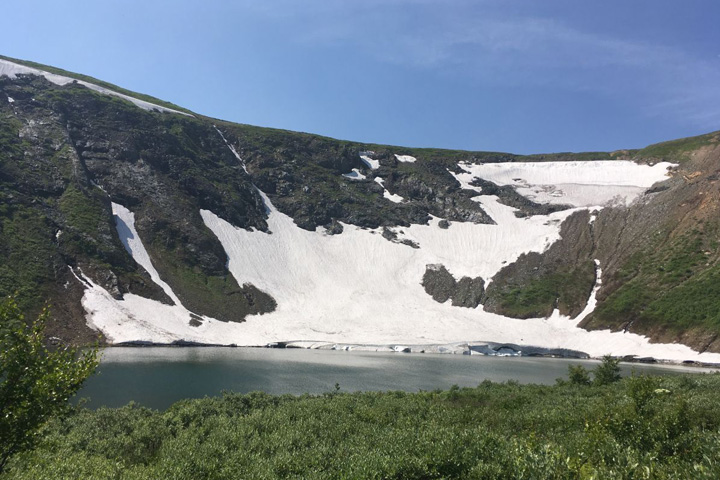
<box><xmin>4</xmin><ymin>372</ymin><xmax>720</xmax><ymax>479</ymax></box>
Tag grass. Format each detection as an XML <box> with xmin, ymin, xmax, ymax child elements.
<box><xmin>644</xmin><ymin>268</ymin><xmax>720</xmax><ymax>330</ymax></box>
<box><xmin>591</xmin><ymin>224</ymin><xmax>720</xmax><ymax>335</ymax></box>
<box><xmin>492</xmin><ymin>263</ymin><xmax>596</xmax><ymax>318</ymax></box>
<box><xmin>0</xmin><ymin>113</ymin><xmax>24</xmax><ymax>161</ymax></box>
<box><xmin>58</xmin><ymin>186</ymin><xmax>108</xmax><ymax>245</ymax></box>
<box><xmin>145</xmin><ymin>231</ymin><xmax>276</xmax><ymax>323</ymax></box>
<box><xmin>4</xmin><ymin>372</ymin><xmax>720</xmax><ymax>478</ymax></box>
<box><xmin>0</xmin><ymin>204</ymin><xmax>57</xmax><ymax>312</ymax></box>
<box><xmin>633</xmin><ymin>130</ymin><xmax>720</xmax><ymax>164</ymax></box>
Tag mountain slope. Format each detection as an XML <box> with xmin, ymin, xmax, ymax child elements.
<box><xmin>1</xmin><ymin>56</ymin><xmax>719</xmax><ymax>361</ymax></box>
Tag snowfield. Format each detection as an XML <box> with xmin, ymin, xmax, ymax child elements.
<box><xmin>74</xmin><ymin>203</ymin><xmax>236</xmax><ymax>344</ymax></box>
<box><xmin>74</xmin><ymin>157</ymin><xmax>720</xmax><ymax>363</ymax></box>
<box><xmin>457</xmin><ymin>161</ymin><xmax>675</xmax><ymax>207</ymax></box>
<box><xmin>0</xmin><ymin>58</ymin><xmax>191</xmax><ymax>116</ymax></box>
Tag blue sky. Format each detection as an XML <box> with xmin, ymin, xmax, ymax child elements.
<box><xmin>3</xmin><ymin>0</ymin><xmax>720</xmax><ymax>153</ymax></box>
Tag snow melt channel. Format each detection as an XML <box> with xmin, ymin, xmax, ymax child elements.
<box><xmin>214</xmin><ymin>126</ymin><xmax>249</xmax><ymax>173</ymax></box>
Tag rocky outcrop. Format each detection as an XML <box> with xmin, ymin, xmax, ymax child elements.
<box><xmin>422</xmin><ymin>265</ymin><xmax>485</xmax><ymax>308</ymax></box>
<box><xmin>580</xmin><ymin>141</ymin><xmax>720</xmax><ymax>352</ymax></box>
<box><xmin>0</xmin><ymin>74</ymin><xmax>276</xmax><ymax>341</ymax></box>
<box><xmin>483</xmin><ymin>210</ymin><xmax>597</xmax><ymax>319</ymax></box>
<box><xmin>229</xmin><ymin>138</ymin><xmax>494</xmax><ymax>231</ymax></box>
<box><xmin>469</xmin><ymin>177</ymin><xmax>572</xmax><ymax>217</ymax></box>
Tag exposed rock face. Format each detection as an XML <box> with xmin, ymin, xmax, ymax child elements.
<box><xmin>452</xmin><ymin>277</ymin><xmax>486</xmax><ymax>308</ymax></box>
<box><xmin>422</xmin><ymin>265</ymin><xmax>456</xmax><ymax>303</ymax></box>
<box><xmin>0</xmin><ymin>73</ymin><xmax>275</xmax><ymax>341</ymax></box>
<box><xmin>581</xmin><ymin>141</ymin><xmax>720</xmax><ymax>353</ymax></box>
<box><xmin>422</xmin><ymin>265</ymin><xmax>485</xmax><ymax>308</ymax></box>
<box><xmin>236</xmin><ymin>142</ymin><xmax>494</xmax><ymax>231</ymax></box>
<box><xmin>483</xmin><ymin>210</ymin><xmax>597</xmax><ymax>319</ymax></box>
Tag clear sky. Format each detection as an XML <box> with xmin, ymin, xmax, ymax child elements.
<box><xmin>3</xmin><ymin>0</ymin><xmax>719</xmax><ymax>154</ymax></box>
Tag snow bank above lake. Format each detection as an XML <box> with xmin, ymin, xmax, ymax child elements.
<box><xmin>0</xmin><ymin>58</ymin><xmax>191</xmax><ymax>116</ymax></box>
<box><xmin>74</xmin><ymin>157</ymin><xmax>720</xmax><ymax>363</ymax></box>
<box><xmin>196</xmin><ymin>182</ymin><xmax>720</xmax><ymax>362</ymax></box>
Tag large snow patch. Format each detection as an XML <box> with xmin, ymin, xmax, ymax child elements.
<box><xmin>456</xmin><ymin>161</ymin><xmax>674</xmax><ymax>207</ymax></box>
<box><xmin>74</xmin><ymin>157</ymin><xmax>720</xmax><ymax>362</ymax></box>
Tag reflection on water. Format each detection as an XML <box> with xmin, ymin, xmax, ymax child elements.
<box><xmin>77</xmin><ymin>347</ymin><xmax>714</xmax><ymax>410</ymax></box>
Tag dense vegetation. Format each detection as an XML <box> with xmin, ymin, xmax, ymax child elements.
<box><xmin>3</xmin><ymin>365</ymin><xmax>720</xmax><ymax>479</ymax></box>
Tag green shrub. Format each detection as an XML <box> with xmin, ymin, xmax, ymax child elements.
<box><xmin>593</xmin><ymin>355</ymin><xmax>621</xmax><ymax>386</ymax></box>
<box><xmin>0</xmin><ymin>297</ymin><xmax>98</xmax><ymax>473</ymax></box>
<box><xmin>568</xmin><ymin>364</ymin><xmax>592</xmax><ymax>385</ymax></box>
<box><xmin>6</xmin><ymin>372</ymin><xmax>720</xmax><ymax>478</ymax></box>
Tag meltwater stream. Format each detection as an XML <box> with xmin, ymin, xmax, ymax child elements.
<box><xmin>77</xmin><ymin>347</ymin><xmax>713</xmax><ymax>410</ymax></box>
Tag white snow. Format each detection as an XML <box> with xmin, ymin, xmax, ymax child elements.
<box><xmin>395</xmin><ymin>154</ymin><xmax>417</xmax><ymax>163</ymax></box>
<box><xmin>7</xmin><ymin>96</ymin><xmax>14</xmax><ymax>103</ymax></box>
<box><xmin>112</xmin><ymin>203</ymin><xmax>182</xmax><ymax>305</ymax></box>
<box><xmin>456</xmin><ymin>161</ymin><xmax>675</xmax><ymax>207</ymax></box>
<box><xmin>384</xmin><ymin>191</ymin><xmax>405</xmax><ymax>203</ymax></box>
<box><xmin>214</xmin><ymin>126</ymin><xmax>249</xmax><ymax>173</ymax></box>
<box><xmin>72</xmin><ymin>159</ymin><xmax>720</xmax><ymax>363</ymax></box>
<box><xmin>0</xmin><ymin>58</ymin><xmax>192</xmax><ymax>117</ymax></box>
<box><xmin>73</xmin><ymin>203</ymin><xmax>238</xmax><ymax>344</ymax></box>
<box><xmin>374</xmin><ymin>177</ymin><xmax>404</xmax><ymax>203</ymax></box>
<box><xmin>343</xmin><ymin>168</ymin><xmax>366</xmax><ymax>180</ymax></box>
<box><xmin>194</xmin><ymin>190</ymin><xmax>720</xmax><ymax>362</ymax></box>
<box><xmin>74</xmin><ymin>268</ymin><xmax>247</xmax><ymax>345</ymax></box>
<box><xmin>359</xmin><ymin>151</ymin><xmax>380</xmax><ymax>170</ymax></box>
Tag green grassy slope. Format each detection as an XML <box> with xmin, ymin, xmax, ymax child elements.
<box><xmin>633</xmin><ymin>131</ymin><xmax>720</xmax><ymax>164</ymax></box>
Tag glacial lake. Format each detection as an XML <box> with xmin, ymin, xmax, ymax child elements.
<box><xmin>77</xmin><ymin>347</ymin><xmax>715</xmax><ymax>410</ymax></box>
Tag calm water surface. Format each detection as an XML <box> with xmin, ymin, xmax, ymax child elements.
<box><xmin>77</xmin><ymin>347</ymin><xmax>714</xmax><ymax>410</ymax></box>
